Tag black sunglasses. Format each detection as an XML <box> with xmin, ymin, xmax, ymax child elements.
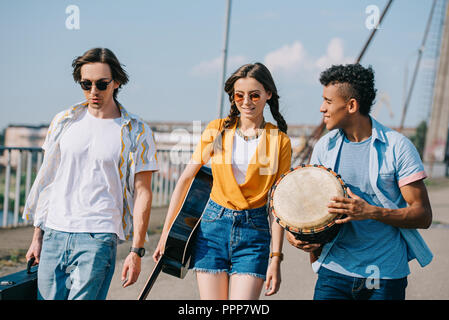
<box><xmin>80</xmin><ymin>79</ymin><xmax>113</xmax><ymax>91</ymax></box>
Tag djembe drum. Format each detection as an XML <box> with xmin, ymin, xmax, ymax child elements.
<box><xmin>268</xmin><ymin>164</ymin><xmax>348</xmax><ymax>244</ymax></box>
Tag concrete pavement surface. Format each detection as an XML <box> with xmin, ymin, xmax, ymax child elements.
<box><xmin>1</xmin><ymin>178</ymin><xmax>448</xmax><ymax>300</ymax></box>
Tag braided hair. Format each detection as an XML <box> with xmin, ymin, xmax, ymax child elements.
<box><xmin>223</xmin><ymin>62</ymin><xmax>287</xmax><ymax>133</ymax></box>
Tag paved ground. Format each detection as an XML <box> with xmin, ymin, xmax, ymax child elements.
<box><xmin>1</xmin><ymin>178</ymin><xmax>449</xmax><ymax>300</ymax></box>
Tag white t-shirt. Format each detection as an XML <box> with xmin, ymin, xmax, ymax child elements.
<box><xmin>46</xmin><ymin>110</ymin><xmax>125</xmax><ymax>239</ymax></box>
<box><xmin>231</xmin><ymin>133</ymin><xmax>261</xmax><ymax>185</ymax></box>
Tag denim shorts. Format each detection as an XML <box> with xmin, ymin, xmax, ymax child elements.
<box><xmin>190</xmin><ymin>198</ymin><xmax>271</xmax><ymax>280</ymax></box>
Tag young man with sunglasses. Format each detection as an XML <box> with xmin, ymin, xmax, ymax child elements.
<box><xmin>24</xmin><ymin>48</ymin><xmax>158</xmax><ymax>300</ymax></box>
<box><xmin>287</xmin><ymin>64</ymin><xmax>433</xmax><ymax>300</ymax></box>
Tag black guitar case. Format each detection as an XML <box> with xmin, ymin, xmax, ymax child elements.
<box><xmin>0</xmin><ymin>258</ymin><xmax>38</xmax><ymax>300</ymax></box>
<box><xmin>139</xmin><ymin>165</ymin><xmax>212</xmax><ymax>300</ymax></box>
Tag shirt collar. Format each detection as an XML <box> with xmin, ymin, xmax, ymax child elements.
<box><xmin>370</xmin><ymin>116</ymin><xmax>387</xmax><ymax>144</ymax></box>
<box><xmin>64</xmin><ymin>100</ymin><xmax>133</xmax><ymax>126</ymax></box>
<box><xmin>116</xmin><ymin>101</ymin><xmax>132</xmax><ymax>126</ymax></box>
<box><xmin>329</xmin><ymin>115</ymin><xmax>386</xmax><ymax>144</ymax></box>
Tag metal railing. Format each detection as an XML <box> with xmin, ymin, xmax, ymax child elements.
<box><xmin>0</xmin><ymin>146</ymin><xmax>193</xmax><ymax>229</ymax></box>
<box><xmin>151</xmin><ymin>148</ymin><xmax>193</xmax><ymax>207</ymax></box>
<box><xmin>0</xmin><ymin>147</ymin><xmax>43</xmax><ymax>228</ymax></box>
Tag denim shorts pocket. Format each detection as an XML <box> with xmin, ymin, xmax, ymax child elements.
<box><xmin>88</xmin><ymin>233</ymin><xmax>117</xmax><ymax>247</ymax></box>
<box><xmin>200</xmin><ymin>206</ymin><xmax>222</xmax><ymax>223</ymax></box>
<box><xmin>248</xmin><ymin>215</ymin><xmax>270</xmax><ymax>232</ymax></box>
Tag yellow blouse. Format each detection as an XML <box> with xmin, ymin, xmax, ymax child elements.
<box><xmin>191</xmin><ymin>118</ymin><xmax>292</xmax><ymax>210</ymax></box>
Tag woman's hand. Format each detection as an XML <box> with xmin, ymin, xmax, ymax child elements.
<box><xmin>152</xmin><ymin>232</ymin><xmax>168</xmax><ymax>262</ymax></box>
<box><xmin>264</xmin><ymin>257</ymin><xmax>282</xmax><ymax>296</ymax></box>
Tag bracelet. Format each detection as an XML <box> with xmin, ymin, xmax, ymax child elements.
<box><xmin>270</xmin><ymin>252</ymin><xmax>284</xmax><ymax>261</ymax></box>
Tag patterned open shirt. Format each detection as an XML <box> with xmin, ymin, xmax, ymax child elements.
<box><xmin>23</xmin><ymin>101</ymin><xmax>159</xmax><ymax>241</ymax></box>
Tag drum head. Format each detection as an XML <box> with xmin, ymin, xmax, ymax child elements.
<box><xmin>271</xmin><ymin>166</ymin><xmax>346</xmax><ymax>233</ymax></box>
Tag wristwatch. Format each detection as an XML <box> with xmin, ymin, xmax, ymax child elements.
<box><xmin>269</xmin><ymin>252</ymin><xmax>284</xmax><ymax>261</ymax></box>
<box><xmin>130</xmin><ymin>247</ymin><xmax>145</xmax><ymax>257</ymax></box>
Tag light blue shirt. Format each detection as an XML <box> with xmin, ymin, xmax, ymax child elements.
<box><xmin>322</xmin><ymin>135</ymin><xmax>410</xmax><ymax>279</ymax></box>
<box><xmin>310</xmin><ymin>117</ymin><xmax>433</xmax><ymax>275</ymax></box>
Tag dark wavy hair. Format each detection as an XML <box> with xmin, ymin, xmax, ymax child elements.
<box><xmin>72</xmin><ymin>48</ymin><xmax>129</xmax><ymax>100</ymax></box>
<box><xmin>223</xmin><ymin>62</ymin><xmax>288</xmax><ymax>133</ymax></box>
<box><xmin>319</xmin><ymin>63</ymin><xmax>377</xmax><ymax>116</ymax></box>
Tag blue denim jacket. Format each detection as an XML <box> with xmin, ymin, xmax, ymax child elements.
<box><xmin>310</xmin><ymin>117</ymin><xmax>433</xmax><ymax>270</ymax></box>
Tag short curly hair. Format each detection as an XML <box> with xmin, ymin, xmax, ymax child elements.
<box><xmin>319</xmin><ymin>64</ymin><xmax>377</xmax><ymax>116</ymax></box>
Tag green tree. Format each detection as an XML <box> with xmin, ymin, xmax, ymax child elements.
<box><xmin>410</xmin><ymin>120</ymin><xmax>427</xmax><ymax>158</ymax></box>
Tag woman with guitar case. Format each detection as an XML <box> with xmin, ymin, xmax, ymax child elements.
<box><xmin>152</xmin><ymin>63</ymin><xmax>291</xmax><ymax>300</ymax></box>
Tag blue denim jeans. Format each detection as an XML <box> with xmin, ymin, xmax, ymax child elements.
<box><xmin>314</xmin><ymin>267</ymin><xmax>408</xmax><ymax>300</ymax></box>
<box><xmin>190</xmin><ymin>198</ymin><xmax>271</xmax><ymax>280</ymax></box>
<box><xmin>37</xmin><ymin>228</ymin><xmax>117</xmax><ymax>300</ymax></box>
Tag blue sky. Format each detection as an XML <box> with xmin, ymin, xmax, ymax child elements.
<box><xmin>0</xmin><ymin>0</ymin><xmax>440</xmax><ymax>131</ymax></box>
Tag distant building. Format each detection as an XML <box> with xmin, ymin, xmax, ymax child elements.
<box><xmin>0</xmin><ymin>125</ymin><xmax>48</xmax><ymax>167</ymax></box>
<box><xmin>0</xmin><ymin>121</ymin><xmax>417</xmax><ymax>168</ymax></box>
<box><xmin>3</xmin><ymin>125</ymin><xmax>48</xmax><ymax>147</ymax></box>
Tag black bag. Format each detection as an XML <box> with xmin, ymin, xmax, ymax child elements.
<box><xmin>0</xmin><ymin>258</ymin><xmax>38</xmax><ymax>300</ymax></box>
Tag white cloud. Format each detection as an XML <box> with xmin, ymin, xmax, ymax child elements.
<box><xmin>315</xmin><ymin>38</ymin><xmax>353</xmax><ymax>70</ymax></box>
<box><xmin>191</xmin><ymin>55</ymin><xmax>247</xmax><ymax>76</ymax></box>
<box><xmin>264</xmin><ymin>41</ymin><xmax>307</xmax><ymax>72</ymax></box>
<box><xmin>191</xmin><ymin>38</ymin><xmax>353</xmax><ymax>80</ymax></box>
<box><xmin>263</xmin><ymin>38</ymin><xmax>353</xmax><ymax>77</ymax></box>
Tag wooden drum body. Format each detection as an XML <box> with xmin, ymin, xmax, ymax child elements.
<box><xmin>268</xmin><ymin>165</ymin><xmax>348</xmax><ymax>244</ymax></box>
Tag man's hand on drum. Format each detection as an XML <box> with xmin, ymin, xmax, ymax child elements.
<box><xmin>328</xmin><ymin>187</ymin><xmax>377</xmax><ymax>223</ymax></box>
<box><xmin>286</xmin><ymin>232</ymin><xmax>321</xmax><ymax>252</ymax></box>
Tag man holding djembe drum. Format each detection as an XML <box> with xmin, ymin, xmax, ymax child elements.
<box><xmin>286</xmin><ymin>64</ymin><xmax>433</xmax><ymax>300</ymax></box>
